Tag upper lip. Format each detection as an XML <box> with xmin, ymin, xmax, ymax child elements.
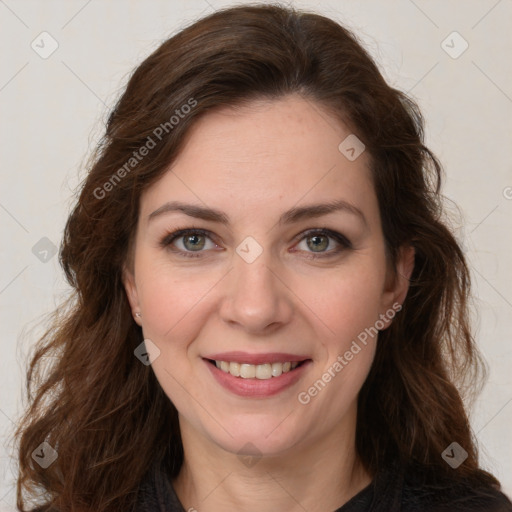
<box><xmin>204</xmin><ymin>351</ymin><xmax>311</xmax><ymax>365</ymax></box>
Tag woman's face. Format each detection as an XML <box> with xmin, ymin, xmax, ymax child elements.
<box><xmin>124</xmin><ymin>95</ymin><xmax>412</xmax><ymax>458</ymax></box>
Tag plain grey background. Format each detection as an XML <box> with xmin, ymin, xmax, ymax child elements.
<box><xmin>1</xmin><ymin>0</ymin><xmax>511</xmax><ymax>509</ymax></box>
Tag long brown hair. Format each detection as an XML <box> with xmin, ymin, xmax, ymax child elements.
<box><xmin>14</xmin><ymin>3</ymin><xmax>501</xmax><ymax>511</ymax></box>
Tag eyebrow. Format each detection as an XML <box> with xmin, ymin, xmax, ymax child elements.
<box><xmin>148</xmin><ymin>199</ymin><xmax>367</xmax><ymax>227</ymax></box>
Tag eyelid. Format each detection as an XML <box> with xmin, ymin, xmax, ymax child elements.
<box><xmin>292</xmin><ymin>227</ymin><xmax>352</xmax><ymax>249</ymax></box>
<box><xmin>159</xmin><ymin>227</ymin><xmax>221</xmax><ymax>255</ymax></box>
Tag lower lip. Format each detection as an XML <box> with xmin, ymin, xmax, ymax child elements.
<box><xmin>204</xmin><ymin>359</ymin><xmax>312</xmax><ymax>398</ymax></box>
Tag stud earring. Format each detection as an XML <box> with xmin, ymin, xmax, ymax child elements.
<box><xmin>135</xmin><ymin>312</ymin><xmax>141</xmax><ymax>318</ymax></box>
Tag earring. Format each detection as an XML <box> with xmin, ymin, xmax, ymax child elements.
<box><xmin>135</xmin><ymin>312</ymin><xmax>141</xmax><ymax>318</ymax></box>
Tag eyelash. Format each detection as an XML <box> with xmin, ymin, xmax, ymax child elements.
<box><xmin>159</xmin><ymin>226</ymin><xmax>352</xmax><ymax>260</ymax></box>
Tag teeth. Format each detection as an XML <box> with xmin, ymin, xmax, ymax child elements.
<box><xmin>214</xmin><ymin>360</ymin><xmax>300</xmax><ymax>379</ymax></box>
<box><xmin>229</xmin><ymin>362</ymin><xmax>240</xmax><ymax>377</ymax></box>
<box><xmin>255</xmin><ymin>363</ymin><xmax>272</xmax><ymax>379</ymax></box>
<box><xmin>271</xmin><ymin>362</ymin><xmax>282</xmax><ymax>377</ymax></box>
<box><xmin>240</xmin><ymin>364</ymin><xmax>256</xmax><ymax>378</ymax></box>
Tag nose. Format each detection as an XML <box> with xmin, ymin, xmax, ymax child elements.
<box><xmin>218</xmin><ymin>251</ymin><xmax>294</xmax><ymax>335</ymax></box>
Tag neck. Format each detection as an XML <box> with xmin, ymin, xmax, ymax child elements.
<box><xmin>171</xmin><ymin>409</ymin><xmax>372</xmax><ymax>512</ymax></box>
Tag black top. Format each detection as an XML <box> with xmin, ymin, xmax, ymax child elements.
<box><xmin>134</xmin><ymin>457</ymin><xmax>512</xmax><ymax>512</ymax></box>
<box><xmin>28</xmin><ymin>457</ymin><xmax>512</xmax><ymax>512</ymax></box>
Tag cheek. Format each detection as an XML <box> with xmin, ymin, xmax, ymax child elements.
<box><xmin>298</xmin><ymin>260</ymin><xmax>386</xmax><ymax>344</ymax></box>
<box><xmin>133</xmin><ymin>258</ymin><xmax>218</xmax><ymax>410</ymax></box>
<box><xmin>134</xmin><ymin>252</ymin><xmax>222</xmax><ymax>353</ymax></box>
<box><xmin>293</xmin><ymin>268</ymin><xmax>384</xmax><ymax>419</ymax></box>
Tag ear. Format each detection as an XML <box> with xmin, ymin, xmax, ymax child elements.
<box><xmin>122</xmin><ymin>264</ymin><xmax>142</xmax><ymax>326</ymax></box>
<box><xmin>380</xmin><ymin>245</ymin><xmax>415</xmax><ymax>329</ymax></box>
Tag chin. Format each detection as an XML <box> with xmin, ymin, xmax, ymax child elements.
<box><xmin>206</xmin><ymin>415</ymin><xmax>305</xmax><ymax>458</ymax></box>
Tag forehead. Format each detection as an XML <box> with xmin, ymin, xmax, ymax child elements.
<box><xmin>140</xmin><ymin>95</ymin><xmax>377</xmax><ymax>224</ymax></box>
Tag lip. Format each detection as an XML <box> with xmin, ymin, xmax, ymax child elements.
<box><xmin>204</xmin><ymin>351</ymin><xmax>310</xmax><ymax>365</ymax></box>
<box><xmin>203</xmin><ymin>357</ymin><xmax>312</xmax><ymax>398</ymax></box>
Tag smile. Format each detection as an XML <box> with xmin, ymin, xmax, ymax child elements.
<box><xmin>204</xmin><ymin>358</ymin><xmax>312</xmax><ymax>398</ymax></box>
<box><xmin>212</xmin><ymin>360</ymin><xmax>303</xmax><ymax>379</ymax></box>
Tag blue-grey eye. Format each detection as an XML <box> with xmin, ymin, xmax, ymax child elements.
<box><xmin>306</xmin><ymin>234</ymin><xmax>330</xmax><ymax>252</ymax></box>
<box><xmin>181</xmin><ymin>233</ymin><xmax>206</xmax><ymax>251</ymax></box>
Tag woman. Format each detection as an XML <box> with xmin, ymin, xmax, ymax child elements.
<box><xmin>15</xmin><ymin>4</ymin><xmax>512</xmax><ymax>512</ymax></box>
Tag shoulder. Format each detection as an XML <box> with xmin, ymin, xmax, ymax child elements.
<box><xmin>398</xmin><ymin>463</ymin><xmax>512</xmax><ymax>512</ymax></box>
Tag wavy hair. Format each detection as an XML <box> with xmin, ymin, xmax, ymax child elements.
<box><xmin>14</xmin><ymin>3</ymin><xmax>501</xmax><ymax>511</ymax></box>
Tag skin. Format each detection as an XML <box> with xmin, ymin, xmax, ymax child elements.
<box><xmin>123</xmin><ymin>94</ymin><xmax>414</xmax><ymax>512</ymax></box>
